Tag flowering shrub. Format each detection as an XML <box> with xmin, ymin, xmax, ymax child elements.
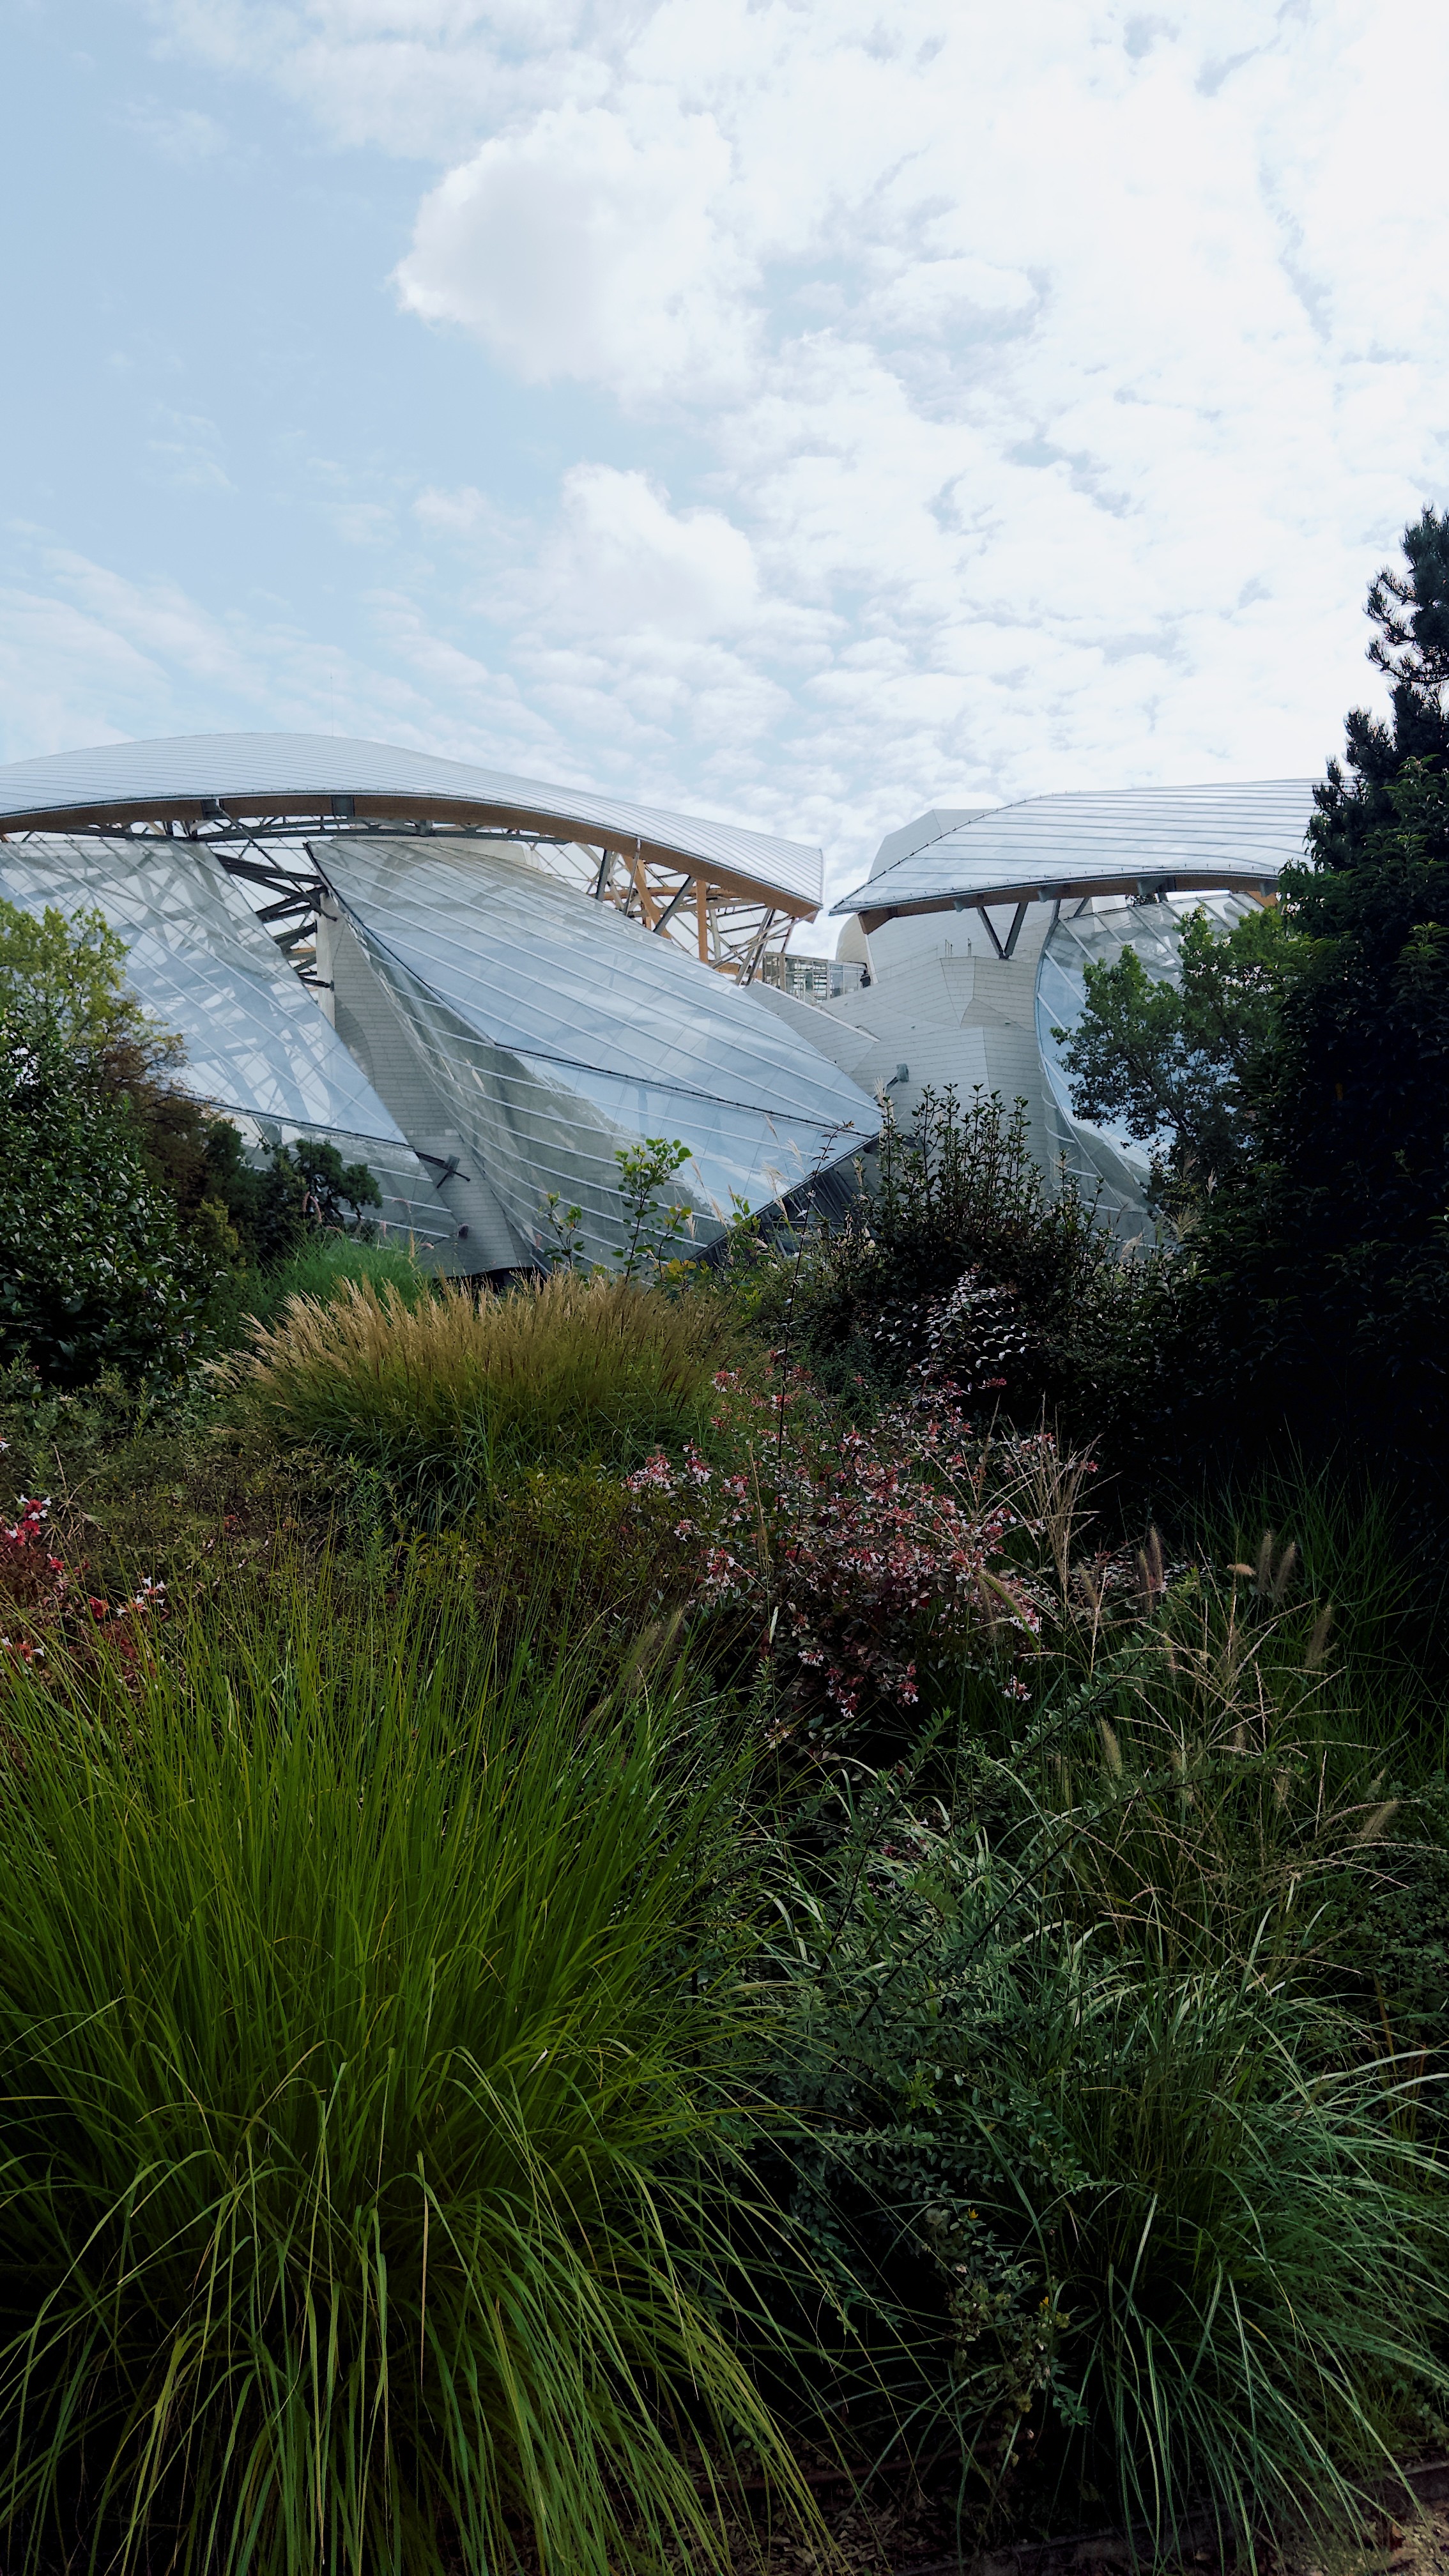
<box><xmin>0</xmin><ymin>1486</ymin><xmax>164</xmax><ymax>1667</ymax></box>
<box><xmin>628</xmin><ymin>1368</ymin><xmax>1048</xmax><ymax>1721</ymax></box>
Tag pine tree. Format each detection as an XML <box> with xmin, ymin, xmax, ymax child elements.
<box><xmin>1194</xmin><ymin>510</ymin><xmax>1449</xmax><ymax>1468</ymax></box>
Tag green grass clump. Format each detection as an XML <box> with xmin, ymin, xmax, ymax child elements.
<box><xmin>0</xmin><ymin>1574</ymin><xmax>795</xmax><ymax>2575</ymax></box>
<box><xmin>206</xmin><ymin>1233</ymin><xmax>433</xmax><ymax>1348</ymax></box>
<box><xmin>213</xmin><ymin>1268</ymin><xmax>732</xmax><ymax>1509</ymax></box>
<box><xmin>767</xmin><ymin>1761</ymin><xmax>1449</xmax><ymax>2564</ymax></box>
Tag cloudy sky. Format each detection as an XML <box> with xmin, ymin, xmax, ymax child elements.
<box><xmin>3</xmin><ymin>1</ymin><xmax>1448</xmax><ymax>896</ymax></box>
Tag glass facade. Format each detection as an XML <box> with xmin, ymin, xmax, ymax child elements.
<box><xmin>320</xmin><ymin>834</ymin><xmax>879</xmax><ymax>1267</ymax></box>
<box><xmin>833</xmin><ymin>781</ymin><xmax>1314</xmax><ymax>921</ymax></box>
<box><xmin>0</xmin><ymin>837</ymin><xmax>452</xmax><ymax>1242</ymax></box>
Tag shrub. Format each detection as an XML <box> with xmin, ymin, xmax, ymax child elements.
<box><xmin>0</xmin><ymin>1572</ymin><xmax>800</xmax><ymax>2575</ymax></box>
<box><xmin>206</xmin><ymin>1233</ymin><xmax>431</xmax><ymax>1350</ymax></box>
<box><xmin>0</xmin><ymin>1489</ymin><xmax>165</xmax><ymax>1670</ymax></box>
<box><xmin>213</xmin><ymin>1269</ymin><xmax>733</xmax><ymax>1510</ymax></box>
<box><xmin>208</xmin><ymin>1131</ymin><xmax>382</xmax><ymax>1269</ymax></box>
<box><xmin>782</xmin><ymin>1089</ymin><xmax>1170</xmax><ymax>1462</ymax></box>
<box><xmin>629</xmin><ymin>1374</ymin><xmax>1046</xmax><ymax>1728</ymax></box>
<box><xmin>0</xmin><ymin>1000</ymin><xmax>208</xmax><ymax>1386</ymax></box>
<box><xmin>763</xmin><ymin>1752</ymin><xmax>1449</xmax><ymax>2561</ymax></box>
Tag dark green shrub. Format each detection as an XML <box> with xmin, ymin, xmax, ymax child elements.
<box><xmin>763</xmin><ymin>1753</ymin><xmax>1449</xmax><ymax>2559</ymax></box>
<box><xmin>0</xmin><ymin>1002</ymin><xmax>208</xmax><ymax>1386</ymax></box>
<box><xmin>782</xmin><ymin>1088</ymin><xmax>1170</xmax><ymax>1460</ymax></box>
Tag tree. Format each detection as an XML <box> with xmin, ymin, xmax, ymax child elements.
<box><xmin>205</xmin><ymin>1133</ymin><xmax>382</xmax><ymax>1266</ymax></box>
<box><xmin>1053</xmin><ymin>510</ymin><xmax>1449</xmax><ymax>1480</ymax></box>
<box><xmin>0</xmin><ymin>993</ymin><xmax>207</xmax><ymax>1386</ymax></box>
<box><xmin>1144</xmin><ymin>515</ymin><xmax>1449</xmax><ymax>1475</ymax></box>
<box><xmin>0</xmin><ymin>896</ymin><xmax>230</xmax><ymax>1247</ymax></box>
<box><xmin>1057</xmin><ymin>900</ymin><xmax>1296</xmax><ymax>1220</ymax></box>
<box><xmin>0</xmin><ymin>897</ymin><xmax>382</xmax><ymax>1289</ymax></box>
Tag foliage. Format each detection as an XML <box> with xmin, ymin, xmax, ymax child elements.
<box><xmin>629</xmin><ymin>1372</ymin><xmax>1046</xmax><ymax>1728</ymax></box>
<box><xmin>197</xmin><ymin>1124</ymin><xmax>381</xmax><ymax>1269</ymax></box>
<box><xmin>781</xmin><ymin>1088</ymin><xmax>1168</xmax><ymax>1462</ymax></box>
<box><xmin>1073</xmin><ymin>514</ymin><xmax>1449</xmax><ymax>1483</ymax></box>
<box><xmin>212</xmin><ymin>1268</ymin><xmax>733</xmax><ymax>1514</ymax></box>
<box><xmin>0</xmin><ymin>997</ymin><xmax>209</xmax><ymax>1386</ymax></box>
<box><xmin>1055</xmin><ymin>900</ymin><xmax>1297</xmax><ymax>1219</ymax></box>
<box><xmin>614</xmin><ymin>1135</ymin><xmax>697</xmax><ymax>1278</ymax></box>
<box><xmin>0</xmin><ymin>891</ymin><xmax>381</xmax><ymax>1323</ymax></box>
<box><xmin>0</xmin><ymin>1568</ymin><xmax>802</xmax><ymax>2576</ymax></box>
<box><xmin>0</xmin><ymin>1488</ymin><xmax>165</xmax><ymax>1669</ymax></box>
<box><xmin>0</xmin><ymin>894</ymin><xmax>237</xmax><ymax>1254</ymax></box>
<box><xmin>760</xmin><ymin>1598</ymin><xmax>1449</xmax><ymax>2559</ymax></box>
<box><xmin>0</xmin><ymin>896</ymin><xmax>175</xmax><ymax>1069</ymax></box>
<box><xmin>412</xmin><ymin>1464</ymin><xmax>700</xmax><ymax>1688</ymax></box>
<box><xmin>205</xmin><ymin>1231</ymin><xmax>429</xmax><ymax>1346</ymax></box>
<box><xmin>540</xmin><ymin>1135</ymin><xmax>698</xmax><ymax>1280</ymax></box>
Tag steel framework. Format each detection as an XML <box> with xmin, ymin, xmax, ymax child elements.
<box><xmin>3</xmin><ymin>805</ymin><xmax>802</xmax><ymax>985</ymax></box>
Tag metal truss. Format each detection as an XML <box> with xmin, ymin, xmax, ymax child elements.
<box><xmin>10</xmin><ymin>809</ymin><xmax>802</xmax><ymax>985</ymax></box>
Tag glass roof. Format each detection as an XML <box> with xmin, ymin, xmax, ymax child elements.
<box><xmin>0</xmin><ymin>732</ymin><xmax>822</xmax><ymax>910</ymax></box>
<box><xmin>834</xmin><ymin>781</ymin><xmax>1317</xmax><ymax>916</ymax></box>
<box><xmin>319</xmin><ymin>834</ymin><xmax>880</xmax><ymax>1266</ymax></box>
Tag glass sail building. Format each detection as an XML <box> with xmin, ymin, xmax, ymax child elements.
<box><xmin>0</xmin><ymin>732</ymin><xmax>878</xmax><ymax>1266</ymax></box>
<box><xmin>0</xmin><ymin>734</ymin><xmax>1324</xmax><ymax>1255</ymax></box>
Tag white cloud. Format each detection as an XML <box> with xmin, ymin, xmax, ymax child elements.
<box><xmin>146</xmin><ymin>407</ymin><xmax>234</xmax><ymax>493</ymax></box>
<box><xmin>525</xmin><ymin>464</ymin><xmax>760</xmax><ymax>640</ymax></box>
<box><xmin>121</xmin><ymin>97</ymin><xmax>227</xmax><ymax>160</ymax></box>
<box><xmin>396</xmin><ymin>101</ymin><xmax>755</xmax><ymax>397</ymax></box>
<box><xmin>49</xmin><ymin>1</ymin><xmax>1449</xmax><ymax>882</ymax></box>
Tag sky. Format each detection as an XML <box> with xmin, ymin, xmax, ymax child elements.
<box><xmin>3</xmin><ymin>0</ymin><xmax>1448</xmax><ymax>902</ymax></box>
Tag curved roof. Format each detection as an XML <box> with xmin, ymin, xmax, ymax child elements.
<box><xmin>0</xmin><ymin>731</ymin><xmax>822</xmax><ymax>914</ymax></box>
<box><xmin>832</xmin><ymin>780</ymin><xmax>1317</xmax><ymax>923</ymax></box>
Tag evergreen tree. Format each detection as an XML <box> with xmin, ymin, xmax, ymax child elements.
<box><xmin>1190</xmin><ymin>510</ymin><xmax>1449</xmax><ymax>1469</ymax></box>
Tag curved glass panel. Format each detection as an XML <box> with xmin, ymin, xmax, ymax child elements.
<box><xmin>0</xmin><ymin>837</ymin><xmax>410</xmax><ymax>1140</ymax></box>
<box><xmin>0</xmin><ymin>732</ymin><xmax>821</xmax><ymax>908</ymax></box>
<box><xmin>321</xmin><ymin>835</ymin><xmax>879</xmax><ymax>1266</ymax></box>
<box><xmin>0</xmin><ymin>837</ymin><xmax>452</xmax><ymax>1243</ymax></box>
<box><xmin>834</xmin><ymin>780</ymin><xmax>1314</xmax><ymax>917</ymax></box>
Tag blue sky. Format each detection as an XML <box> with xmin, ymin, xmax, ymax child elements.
<box><xmin>4</xmin><ymin>0</ymin><xmax>1448</xmax><ymax>898</ymax></box>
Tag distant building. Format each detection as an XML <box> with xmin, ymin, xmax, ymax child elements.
<box><xmin>0</xmin><ymin>737</ymin><xmax>1322</xmax><ymax>1262</ymax></box>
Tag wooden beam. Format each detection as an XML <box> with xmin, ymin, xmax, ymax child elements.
<box><xmin>626</xmin><ymin>843</ymin><xmax>659</xmax><ymax>929</ymax></box>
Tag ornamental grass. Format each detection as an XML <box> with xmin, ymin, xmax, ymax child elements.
<box><xmin>0</xmin><ymin>1568</ymin><xmax>800</xmax><ymax>2576</ymax></box>
<box><xmin>212</xmin><ymin>1268</ymin><xmax>732</xmax><ymax>1508</ymax></box>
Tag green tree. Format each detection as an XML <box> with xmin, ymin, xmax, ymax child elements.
<box><xmin>1050</xmin><ymin>511</ymin><xmax>1449</xmax><ymax>1479</ymax></box>
<box><xmin>0</xmin><ymin>896</ymin><xmax>381</xmax><ymax>1282</ymax></box>
<box><xmin>1147</xmin><ymin>512</ymin><xmax>1449</xmax><ymax>1474</ymax></box>
<box><xmin>0</xmin><ymin>992</ymin><xmax>207</xmax><ymax>1386</ymax></box>
<box><xmin>0</xmin><ymin>896</ymin><xmax>240</xmax><ymax>1250</ymax></box>
<box><xmin>1057</xmin><ymin>900</ymin><xmax>1296</xmax><ymax>1220</ymax></box>
<box><xmin>208</xmin><ymin>1134</ymin><xmax>383</xmax><ymax>1266</ymax></box>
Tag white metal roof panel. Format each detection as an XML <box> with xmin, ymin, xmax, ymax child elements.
<box><xmin>832</xmin><ymin>781</ymin><xmax>1317</xmax><ymax>916</ymax></box>
<box><xmin>0</xmin><ymin>732</ymin><xmax>822</xmax><ymax>911</ymax></box>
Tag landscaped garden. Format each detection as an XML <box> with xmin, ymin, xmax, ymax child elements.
<box><xmin>1</xmin><ymin>522</ymin><xmax>1446</xmax><ymax>2575</ymax></box>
